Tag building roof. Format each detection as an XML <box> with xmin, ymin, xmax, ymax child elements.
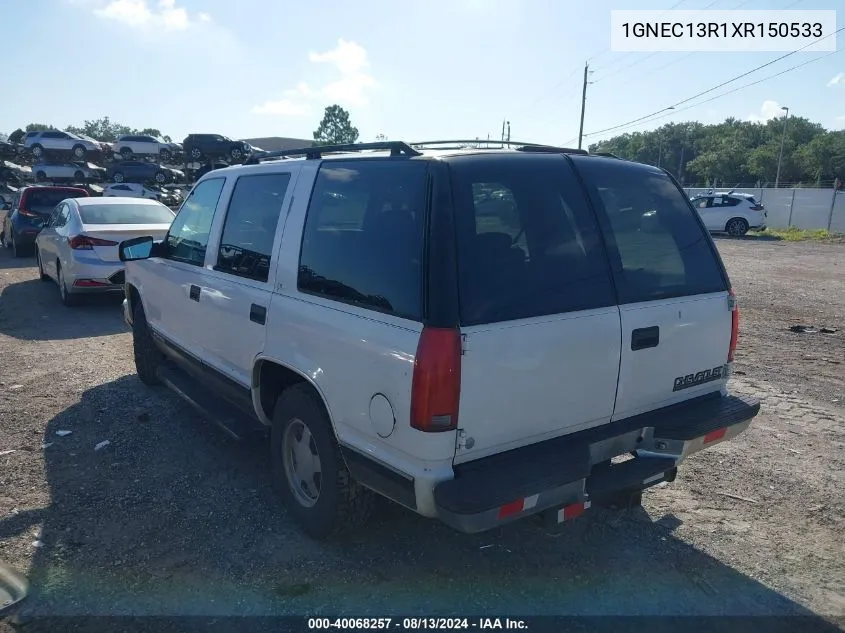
<box><xmin>243</xmin><ymin>137</ymin><xmax>314</xmax><ymax>152</ymax></box>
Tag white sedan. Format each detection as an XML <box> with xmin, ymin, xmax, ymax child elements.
<box><xmin>35</xmin><ymin>197</ymin><xmax>175</xmax><ymax>306</ymax></box>
<box><xmin>103</xmin><ymin>183</ymin><xmax>162</xmax><ymax>200</ymax></box>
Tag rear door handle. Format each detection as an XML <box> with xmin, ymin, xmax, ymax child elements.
<box><xmin>250</xmin><ymin>304</ymin><xmax>266</xmax><ymax>325</ymax></box>
<box><xmin>631</xmin><ymin>326</ymin><xmax>659</xmax><ymax>351</ymax></box>
<box><xmin>189</xmin><ymin>284</ymin><xmax>200</xmax><ymax>302</ymax></box>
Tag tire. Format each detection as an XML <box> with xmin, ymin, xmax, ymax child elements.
<box><xmin>57</xmin><ymin>263</ymin><xmax>78</xmax><ymax>306</ymax></box>
<box><xmin>132</xmin><ymin>301</ymin><xmax>163</xmax><ymax>386</ymax></box>
<box><xmin>35</xmin><ymin>170</ymin><xmax>46</xmax><ymax>182</ymax></box>
<box><xmin>113</xmin><ymin>172</ymin><xmax>125</xmax><ymax>183</ymax></box>
<box><xmin>11</xmin><ymin>232</ymin><xmax>26</xmax><ymax>258</ymax></box>
<box><xmin>154</xmin><ymin>171</ymin><xmax>167</xmax><ymax>184</ymax></box>
<box><xmin>74</xmin><ymin>170</ymin><xmax>85</xmax><ymax>182</ymax></box>
<box><xmin>36</xmin><ymin>248</ymin><xmax>49</xmax><ymax>281</ymax></box>
<box><xmin>72</xmin><ymin>145</ymin><xmax>86</xmax><ymax>159</ymax></box>
<box><xmin>120</xmin><ymin>147</ymin><xmax>133</xmax><ymax>160</ymax></box>
<box><xmin>725</xmin><ymin>217</ymin><xmax>749</xmax><ymax>237</ymax></box>
<box><xmin>270</xmin><ymin>384</ymin><xmax>374</xmax><ymax>539</ymax></box>
<box><xmin>160</xmin><ymin>149</ymin><xmax>172</xmax><ymax>162</ymax></box>
<box><xmin>31</xmin><ymin>144</ymin><xmax>43</xmax><ymax>158</ymax></box>
<box><xmin>190</xmin><ymin>147</ymin><xmax>202</xmax><ymax>160</ymax></box>
<box><xmin>230</xmin><ymin>148</ymin><xmax>243</xmax><ymax>162</ymax></box>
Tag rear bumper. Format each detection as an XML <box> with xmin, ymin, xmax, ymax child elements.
<box><xmin>432</xmin><ymin>393</ymin><xmax>760</xmax><ymax>534</ymax></box>
<box><xmin>65</xmin><ymin>259</ymin><xmax>125</xmax><ymax>294</ymax></box>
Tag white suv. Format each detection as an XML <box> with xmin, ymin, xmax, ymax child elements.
<box><xmin>24</xmin><ymin>130</ymin><xmax>103</xmax><ymax>161</ymax></box>
<box><xmin>112</xmin><ymin>135</ymin><xmax>182</xmax><ymax>162</ymax></box>
<box><xmin>690</xmin><ymin>191</ymin><xmax>767</xmax><ymax>236</ymax></box>
<box><xmin>117</xmin><ymin>141</ymin><xmax>760</xmax><ymax>539</ymax></box>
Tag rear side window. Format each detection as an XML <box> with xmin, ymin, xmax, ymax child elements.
<box><xmin>448</xmin><ymin>154</ymin><xmax>615</xmax><ymax>326</ymax></box>
<box><xmin>215</xmin><ymin>173</ymin><xmax>291</xmax><ymax>282</ymax></box>
<box><xmin>571</xmin><ymin>158</ymin><xmax>727</xmax><ymax>304</ymax></box>
<box><xmin>298</xmin><ymin>160</ymin><xmax>428</xmax><ymax>320</ymax></box>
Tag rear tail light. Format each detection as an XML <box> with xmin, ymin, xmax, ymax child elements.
<box><xmin>68</xmin><ymin>235</ymin><xmax>118</xmax><ymax>250</ymax></box>
<box><xmin>728</xmin><ymin>289</ymin><xmax>739</xmax><ymax>362</ymax></box>
<box><xmin>410</xmin><ymin>327</ymin><xmax>462</xmax><ymax>432</ymax></box>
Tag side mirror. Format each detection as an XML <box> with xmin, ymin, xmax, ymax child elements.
<box><xmin>119</xmin><ymin>236</ymin><xmax>155</xmax><ymax>261</ymax></box>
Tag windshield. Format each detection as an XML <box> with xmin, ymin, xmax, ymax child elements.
<box><xmin>78</xmin><ymin>202</ymin><xmax>175</xmax><ymax>224</ymax></box>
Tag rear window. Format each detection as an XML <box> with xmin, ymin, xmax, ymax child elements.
<box><xmin>78</xmin><ymin>203</ymin><xmax>175</xmax><ymax>225</ymax></box>
<box><xmin>24</xmin><ymin>189</ymin><xmax>87</xmax><ymax>210</ymax></box>
<box><xmin>570</xmin><ymin>157</ymin><xmax>727</xmax><ymax>304</ymax></box>
<box><xmin>448</xmin><ymin>154</ymin><xmax>616</xmax><ymax>326</ymax></box>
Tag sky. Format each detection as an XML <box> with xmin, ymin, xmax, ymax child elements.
<box><xmin>0</xmin><ymin>0</ymin><xmax>843</xmax><ymax>147</ymax></box>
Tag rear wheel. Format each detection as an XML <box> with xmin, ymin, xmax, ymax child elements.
<box><xmin>120</xmin><ymin>147</ymin><xmax>133</xmax><ymax>160</ymax></box>
<box><xmin>154</xmin><ymin>171</ymin><xmax>167</xmax><ymax>184</ymax></box>
<box><xmin>74</xmin><ymin>170</ymin><xmax>85</xmax><ymax>181</ymax></box>
<box><xmin>30</xmin><ymin>144</ymin><xmax>43</xmax><ymax>158</ymax></box>
<box><xmin>271</xmin><ymin>384</ymin><xmax>374</xmax><ymax>539</ymax></box>
<box><xmin>113</xmin><ymin>172</ymin><xmax>125</xmax><ymax>183</ymax></box>
<box><xmin>725</xmin><ymin>217</ymin><xmax>749</xmax><ymax>237</ymax></box>
<box><xmin>57</xmin><ymin>263</ymin><xmax>78</xmax><ymax>306</ymax></box>
<box><xmin>72</xmin><ymin>145</ymin><xmax>86</xmax><ymax>159</ymax></box>
<box><xmin>35</xmin><ymin>248</ymin><xmax>49</xmax><ymax>281</ymax></box>
<box><xmin>190</xmin><ymin>147</ymin><xmax>202</xmax><ymax>160</ymax></box>
<box><xmin>132</xmin><ymin>301</ymin><xmax>164</xmax><ymax>385</ymax></box>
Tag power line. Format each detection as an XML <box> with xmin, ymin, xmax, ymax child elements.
<box><xmin>583</xmin><ymin>25</ymin><xmax>845</xmax><ymax>138</ymax></box>
<box><xmin>590</xmin><ymin>49</ymin><xmax>842</xmax><ymax>140</ymax></box>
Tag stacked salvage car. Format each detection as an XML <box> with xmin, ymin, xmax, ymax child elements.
<box><xmin>0</xmin><ymin>129</ymin><xmax>262</xmax><ymax>212</ymax></box>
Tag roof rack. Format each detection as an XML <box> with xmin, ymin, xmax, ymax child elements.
<box><xmin>409</xmin><ymin>140</ymin><xmax>589</xmax><ymax>155</ymax></box>
<box><xmin>592</xmin><ymin>152</ymin><xmax>624</xmax><ymax>159</ymax></box>
<box><xmin>243</xmin><ymin>141</ymin><xmax>421</xmax><ymax>165</ymax></box>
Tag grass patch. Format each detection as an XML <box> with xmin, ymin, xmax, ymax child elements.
<box><xmin>748</xmin><ymin>227</ymin><xmax>842</xmax><ymax>242</ymax></box>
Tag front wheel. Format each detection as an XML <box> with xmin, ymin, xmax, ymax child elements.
<box><xmin>271</xmin><ymin>384</ymin><xmax>374</xmax><ymax>539</ymax></box>
<box><xmin>74</xmin><ymin>170</ymin><xmax>85</xmax><ymax>182</ymax></box>
<box><xmin>112</xmin><ymin>172</ymin><xmax>125</xmax><ymax>183</ymax></box>
<box><xmin>725</xmin><ymin>217</ymin><xmax>749</xmax><ymax>237</ymax></box>
<box><xmin>132</xmin><ymin>301</ymin><xmax>164</xmax><ymax>385</ymax></box>
<box><xmin>154</xmin><ymin>171</ymin><xmax>167</xmax><ymax>184</ymax></box>
<box><xmin>72</xmin><ymin>145</ymin><xmax>86</xmax><ymax>159</ymax></box>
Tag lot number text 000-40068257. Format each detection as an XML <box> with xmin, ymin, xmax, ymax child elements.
<box><xmin>610</xmin><ymin>9</ymin><xmax>837</xmax><ymax>52</ymax></box>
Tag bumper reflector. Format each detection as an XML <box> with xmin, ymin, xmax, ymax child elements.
<box><xmin>703</xmin><ymin>428</ymin><xmax>727</xmax><ymax>444</ymax></box>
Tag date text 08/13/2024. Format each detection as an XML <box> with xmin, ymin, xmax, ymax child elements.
<box><xmin>307</xmin><ymin>618</ymin><xmax>528</xmax><ymax>630</ymax></box>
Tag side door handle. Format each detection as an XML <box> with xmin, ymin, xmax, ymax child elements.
<box><xmin>189</xmin><ymin>284</ymin><xmax>200</xmax><ymax>302</ymax></box>
<box><xmin>631</xmin><ymin>326</ymin><xmax>660</xmax><ymax>351</ymax></box>
<box><xmin>250</xmin><ymin>304</ymin><xmax>266</xmax><ymax>325</ymax></box>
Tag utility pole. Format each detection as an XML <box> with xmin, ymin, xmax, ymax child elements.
<box><xmin>506</xmin><ymin>121</ymin><xmax>511</xmax><ymax>143</ymax></box>
<box><xmin>577</xmin><ymin>61</ymin><xmax>589</xmax><ymax>150</ymax></box>
<box><xmin>775</xmin><ymin>106</ymin><xmax>790</xmax><ymax>189</ymax></box>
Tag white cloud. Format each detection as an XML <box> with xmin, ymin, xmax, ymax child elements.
<box><xmin>251</xmin><ymin>99</ymin><xmax>312</xmax><ymax>117</ymax></box>
<box><xmin>253</xmin><ymin>38</ymin><xmax>378</xmax><ymax>116</ymax></box>
<box><xmin>827</xmin><ymin>72</ymin><xmax>845</xmax><ymax>87</ymax></box>
<box><xmin>93</xmin><ymin>0</ymin><xmax>206</xmax><ymax>31</ymax></box>
<box><xmin>746</xmin><ymin>100</ymin><xmax>788</xmax><ymax>123</ymax></box>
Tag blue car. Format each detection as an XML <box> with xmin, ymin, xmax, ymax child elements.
<box><xmin>106</xmin><ymin>160</ymin><xmax>184</xmax><ymax>185</ymax></box>
<box><xmin>0</xmin><ymin>185</ymin><xmax>90</xmax><ymax>257</ymax></box>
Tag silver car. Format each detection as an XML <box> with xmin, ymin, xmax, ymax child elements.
<box><xmin>24</xmin><ymin>130</ymin><xmax>103</xmax><ymax>160</ymax></box>
<box><xmin>33</xmin><ymin>162</ymin><xmax>106</xmax><ymax>183</ymax></box>
<box><xmin>35</xmin><ymin>197</ymin><xmax>175</xmax><ymax>306</ymax></box>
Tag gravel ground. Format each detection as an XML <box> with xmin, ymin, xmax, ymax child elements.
<box><xmin>0</xmin><ymin>236</ymin><xmax>843</xmax><ymax>630</ymax></box>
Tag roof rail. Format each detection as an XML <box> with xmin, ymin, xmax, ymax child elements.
<box><xmin>409</xmin><ymin>140</ymin><xmax>588</xmax><ymax>155</ymax></box>
<box><xmin>591</xmin><ymin>152</ymin><xmax>624</xmax><ymax>159</ymax></box>
<box><xmin>243</xmin><ymin>141</ymin><xmax>421</xmax><ymax>165</ymax></box>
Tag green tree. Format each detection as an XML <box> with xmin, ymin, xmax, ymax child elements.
<box><xmin>25</xmin><ymin>123</ymin><xmax>53</xmax><ymax>132</ymax></box>
<box><xmin>65</xmin><ymin>116</ymin><xmax>133</xmax><ymax>142</ymax></box>
<box><xmin>313</xmin><ymin>105</ymin><xmax>359</xmax><ymax>145</ymax></box>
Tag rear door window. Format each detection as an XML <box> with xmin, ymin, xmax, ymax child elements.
<box><xmin>570</xmin><ymin>157</ymin><xmax>727</xmax><ymax>304</ymax></box>
<box><xmin>447</xmin><ymin>154</ymin><xmax>615</xmax><ymax>326</ymax></box>
<box><xmin>298</xmin><ymin>160</ymin><xmax>428</xmax><ymax>320</ymax></box>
